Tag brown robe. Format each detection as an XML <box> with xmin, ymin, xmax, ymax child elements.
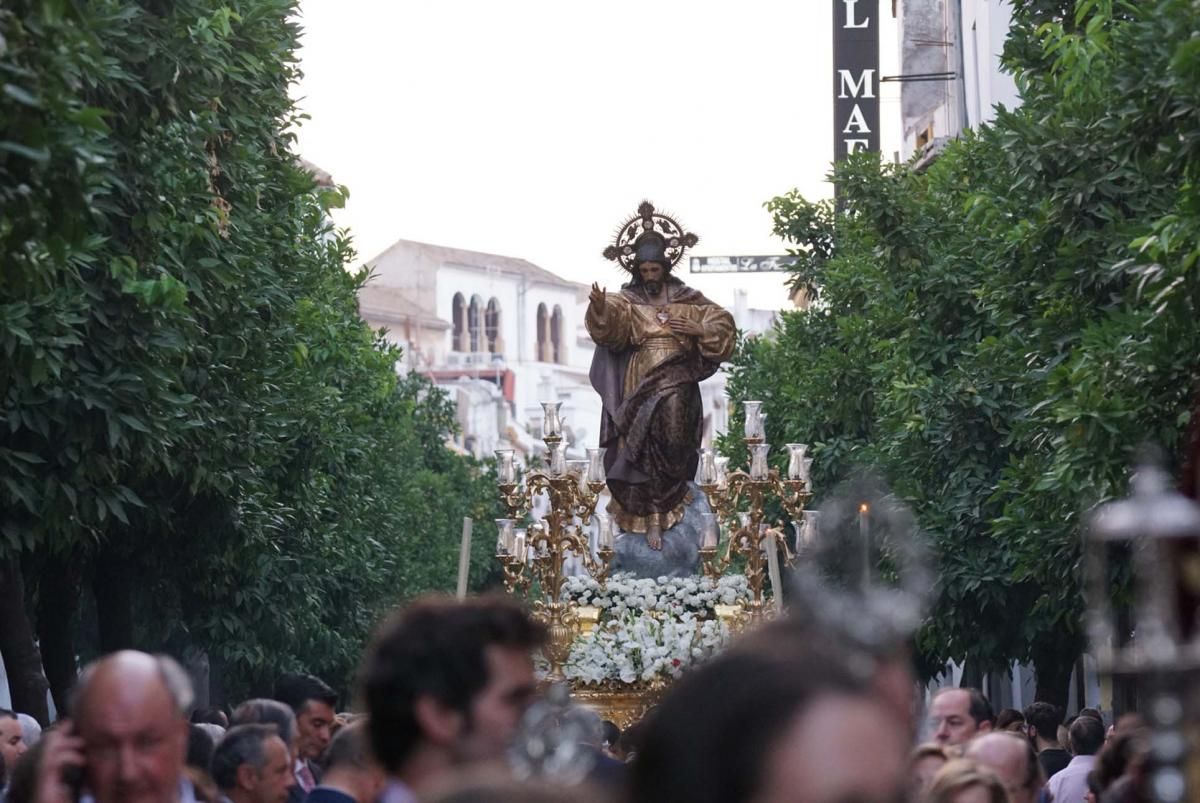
<box><xmin>586</xmin><ymin>280</ymin><xmax>736</xmax><ymax>533</ymax></box>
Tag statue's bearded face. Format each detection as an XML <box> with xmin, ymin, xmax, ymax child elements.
<box><xmin>639</xmin><ymin>261</ymin><xmax>667</xmax><ymax>295</ymax></box>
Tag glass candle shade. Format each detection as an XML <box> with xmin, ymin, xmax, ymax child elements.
<box><xmin>800</xmin><ymin>457</ymin><xmax>813</xmax><ymax>486</ymax></box>
<box><xmin>598</xmin><ymin>514</ymin><xmax>615</xmax><ymax>549</ymax></box>
<box><xmin>541</xmin><ymin>401</ymin><xmax>563</xmax><ymax>438</ymax></box>
<box><xmin>567</xmin><ymin>460</ymin><xmax>588</xmax><ymax>493</ymax></box>
<box><xmin>495</xmin><ymin>449</ymin><xmax>516</xmax><ymax>484</ymax></box>
<box><xmin>701</xmin><ymin>513</ymin><xmax>719</xmax><ymax>548</ymax></box>
<box><xmin>548</xmin><ymin>445</ymin><xmax>566</xmax><ymax>477</ymax></box>
<box><xmin>786</xmin><ymin>444</ymin><xmax>809</xmax><ymax>480</ymax></box>
<box><xmin>715</xmin><ymin>456</ymin><xmax>730</xmax><ymax>490</ymax></box>
<box><xmin>586</xmin><ymin>447</ymin><xmax>607</xmax><ymax>484</ymax></box>
<box><xmin>743</xmin><ymin>401</ymin><xmax>763</xmax><ymax>440</ymax></box>
<box><xmin>749</xmin><ymin>443</ymin><xmax>771</xmax><ymax>480</ymax></box>
<box><xmin>802</xmin><ymin>510</ymin><xmax>820</xmax><ymax>547</ymax></box>
<box><xmin>495</xmin><ymin>518</ymin><xmax>515</xmax><ymax>554</ymax></box>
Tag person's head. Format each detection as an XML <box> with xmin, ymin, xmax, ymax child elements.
<box><xmin>910</xmin><ymin>743</ymin><xmax>950</xmax><ymax>797</ymax></box>
<box><xmin>630</xmin><ymin>648</ymin><xmax>908</xmax><ymax>803</ymax></box>
<box><xmin>274</xmin><ymin>673</ymin><xmax>337</xmax><ymax>762</ymax></box>
<box><xmin>1023</xmin><ymin>701</ymin><xmax>1063</xmax><ymax>747</ymax></box>
<box><xmin>1069</xmin><ymin>714</ymin><xmax>1105</xmax><ymax>757</ymax></box>
<box><xmin>230</xmin><ymin>699</ymin><xmax>298</xmax><ymax>761</ymax></box>
<box><xmin>927</xmin><ymin>759</ymin><xmax>1009</xmax><ymax>803</ymax></box>
<box><xmin>1079</xmin><ymin>708</ymin><xmax>1103</xmax><ymax>724</ymax></box>
<box><xmin>191</xmin><ymin>708</ymin><xmax>230</xmax><ymax>729</ymax></box>
<box><xmin>965</xmin><ymin>732</ymin><xmax>1044</xmax><ymax>803</ymax></box>
<box><xmin>4</xmin><ymin>733</ymin><xmax>46</xmax><ymax>803</ymax></box>
<box><xmin>15</xmin><ymin>714</ymin><xmax>40</xmax><ymax>749</ymax></box>
<box><xmin>928</xmin><ymin>688</ymin><xmax>994</xmax><ymax>746</ymax></box>
<box><xmin>186</xmin><ymin>724</ymin><xmax>217</xmax><ymax>774</ymax></box>
<box><xmin>361</xmin><ymin>595</ymin><xmax>546</xmax><ymax>779</ymax></box>
<box><xmin>0</xmin><ymin>709</ymin><xmax>27</xmax><ymax>778</ymax></box>
<box><xmin>211</xmin><ymin>724</ymin><xmax>294</xmax><ymax>803</ymax></box>
<box><xmin>995</xmin><ymin>708</ymin><xmax>1025</xmax><ymax>732</ymax></box>
<box><xmin>69</xmin><ymin>651</ymin><xmax>193</xmax><ymax>803</ymax></box>
<box><xmin>318</xmin><ymin>721</ymin><xmax>387</xmax><ymax>803</ymax></box>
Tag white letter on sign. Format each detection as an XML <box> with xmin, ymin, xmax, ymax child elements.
<box><xmin>842</xmin><ymin>104</ymin><xmax>871</xmax><ymax>134</ymax></box>
<box><xmin>838</xmin><ymin>69</ymin><xmax>876</xmax><ymax>99</ymax></box>
<box><xmin>843</xmin><ymin>0</ymin><xmax>870</xmax><ymax>28</ymax></box>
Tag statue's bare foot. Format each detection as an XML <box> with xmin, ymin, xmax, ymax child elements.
<box><xmin>646</xmin><ymin>522</ymin><xmax>663</xmax><ymax>550</ymax></box>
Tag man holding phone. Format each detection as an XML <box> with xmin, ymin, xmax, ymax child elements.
<box><xmin>35</xmin><ymin>651</ymin><xmax>202</xmax><ymax>803</ymax></box>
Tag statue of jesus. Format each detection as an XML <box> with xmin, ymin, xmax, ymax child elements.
<box><xmin>587</xmin><ymin>202</ymin><xmax>736</xmax><ymax>550</ymax></box>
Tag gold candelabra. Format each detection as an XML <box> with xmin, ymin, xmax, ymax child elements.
<box><xmin>695</xmin><ymin>401</ymin><xmax>816</xmax><ymax>625</ymax></box>
<box><xmin>493</xmin><ymin>402</ymin><xmax>616</xmax><ymax>680</ymax></box>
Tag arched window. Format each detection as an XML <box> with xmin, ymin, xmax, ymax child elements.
<box><xmin>485</xmin><ymin>298</ymin><xmax>501</xmax><ymax>354</ymax></box>
<box><xmin>551</xmin><ymin>305</ymin><xmax>564</xmax><ymax>364</ymax></box>
<box><xmin>468</xmin><ymin>295</ymin><xmax>482</xmax><ymax>352</ymax></box>
<box><xmin>536</xmin><ymin>303</ymin><xmax>549</xmax><ymax>362</ymax></box>
<box><xmin>452</xmin><ymin>293</ymin><xmax>467</xmax><ymax>352</ymax></box>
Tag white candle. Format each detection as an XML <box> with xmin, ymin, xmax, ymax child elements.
<box><xmin>701</xmin><ymin>513</ymin><xmax>719</xmax><ymax>548</ymax></box>
<box><xmin>765</xmin><ymin>528</ymin><xmax>783</xmax><ymax>616</ymax></box>
<box><xmin>513</xmin><ymin>530</ymin><xmax>526</xmax><ymax>564</ymax></box>
<box><xmin>859</xmin><ymin>503</ymin><xmax>870</xmax><ymax>588</ymax></box>
<box><xmin>695</xmin><ymin>448</ymin><xmax>717</xmax><ymax>485</ymax></box>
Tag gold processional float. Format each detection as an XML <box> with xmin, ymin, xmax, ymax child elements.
<box><xmin>492</xmin><ymin>399</ymin><xmax>815</xmax><ymax>727</ymax></box>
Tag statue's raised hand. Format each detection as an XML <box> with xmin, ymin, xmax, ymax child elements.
<box><xmin>589</xmin><ymin>282</ymin><xmax>606</xmax><ymax>307</ymax></box>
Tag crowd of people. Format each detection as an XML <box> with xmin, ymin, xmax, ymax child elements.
<box><xmin>0</xmin><ymin>595</ymin><xmax>1151</xmax><ymax>803</ymax></box>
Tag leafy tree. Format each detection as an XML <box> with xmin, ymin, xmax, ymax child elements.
<box><xmin>1</xmin><ymin>0</ymin><xmax>499</xmax><ymax>714</ymax></box>
<box><xmin>725</xmin><ymin>0</ymin><xmax>1200</xmax><ymax>703</ymax></box>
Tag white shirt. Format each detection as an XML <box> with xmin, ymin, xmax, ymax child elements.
<box><xmin>1047</xmin><ymin>754</ymin><xmax>1097</xmax><ymax>803</ymax></box>
<box><xmin>378</xmin><ymin>778</ymin><xmax>418</xmax><ymax>803</ymax></box>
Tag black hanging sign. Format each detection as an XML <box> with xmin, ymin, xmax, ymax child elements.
<box><xmin>833</xmin><ymin>0</ymin><xmax>880</xmax><ymax>161</ymax></box>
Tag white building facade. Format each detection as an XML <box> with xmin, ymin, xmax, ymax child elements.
<box><xmin>894</xmin><ymin>0</ymin><xmax>1021</xmax><ymax>163</ymax></box>
<box><xmin>359</xmin><ymin>239</ymin><xmax>779</xmax><ymax>464</ymax></box>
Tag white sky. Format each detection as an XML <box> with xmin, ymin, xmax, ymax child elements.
<box><xmin>292</xmin><ymin>1</ymin><xmax>849</xmax><ymax>310</ymax></box>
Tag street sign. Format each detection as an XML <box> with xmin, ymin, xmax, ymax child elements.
<box><xmin>689</xmin><ymin>256</ymin><xmax>795</xmax><ymax>274</ymax></box>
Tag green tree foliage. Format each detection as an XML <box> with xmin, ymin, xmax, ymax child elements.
<box><xmin>1</xmin><ymin>0</ymin><xmax>499</xmax><ymax>707</ymax></box>
<box><xmin>724</xmin><ymin>0</ymin><xmax>1200</xmax><ymax>701</ymax></box>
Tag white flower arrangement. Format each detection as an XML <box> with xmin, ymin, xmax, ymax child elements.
<box><xmin>564</xmin><ymin>610</ymin><xmax>731</xmax><ymax>684</ymax></box>
<box><xmin>562</xmin><ymin>572</ymin><xmax>750</xmax><ymax>619</ymax></box>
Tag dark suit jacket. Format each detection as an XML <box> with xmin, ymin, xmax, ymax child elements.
<box><xmin>285</xmin><ymin>785</ymin><xmax>308</xmax><ymax>803</ymax></box>
<box><xmin>305</xmin><ymin>789</ymin><xmax>356</xmax><ymax>803</ymax></box>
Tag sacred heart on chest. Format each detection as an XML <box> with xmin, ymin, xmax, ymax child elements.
<box><xmin>655</xmin><ymin>308</ymin><xmax>670</xmax><ymax>325</ymax></box>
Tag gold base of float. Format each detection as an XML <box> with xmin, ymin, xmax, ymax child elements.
<box><xmin>569</xmin><ymin>678</ymin><xmax>669</xmax><ymax>730</ymax></box>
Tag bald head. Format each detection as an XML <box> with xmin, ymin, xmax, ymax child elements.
<box><xmin>966</xmin><ymin>732</ymin><xmax>1042</xmax><ymax>803</ymax></box>
<box><xmin>73</xmin><ymin>651</ymin><xmax>193</xmax><ymax>803</ymax></box>
<box><xmin>72</xmin><ymin>651</ymin><xmax>193</xmax><ymax>721</ymax></box>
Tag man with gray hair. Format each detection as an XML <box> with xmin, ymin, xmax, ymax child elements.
<box><xmin>965</xmin><ymin>731</ymin><xmax>1045</xmax><ymax>803</ymax></box>
<box><xmin>211</xmin><ymin>725</ymin><xmax>294</xmax><ymax>803</ymax></box>
<box><xmin>34</xmin><ymin>650</ymin><xmax>198</xmax><ymax>803</ymax></box>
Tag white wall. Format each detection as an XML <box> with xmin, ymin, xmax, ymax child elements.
<box><xmin>961</xmin><ymin>0</ymin><xmax>1020</xmax><ymax>129</ymax></box>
